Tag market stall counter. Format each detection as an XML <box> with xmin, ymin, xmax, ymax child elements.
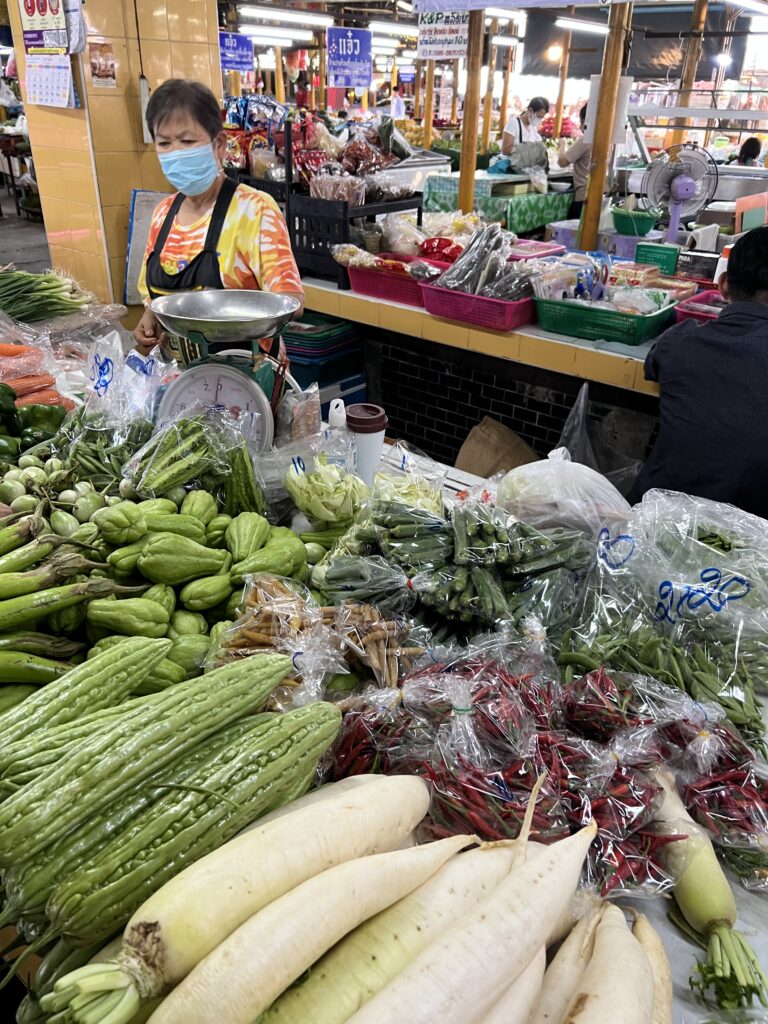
<box><xmin>301</xmin><ymin>275</ymin><xmax>659</xmax><ymax>396</ymax></box>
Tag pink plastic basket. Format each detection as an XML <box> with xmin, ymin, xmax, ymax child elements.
<box><xmin>420</xmin><ymin>283</ymin><xmax>536</xmax><ymax>331</ymax></box>
<box><xmin>508</xmin><ymin>240</ymin><xmax>567</xmax><ymax>261</ymax></box>
<box><xmin>675</xmin><ymin>290</ymin><xmax>725</xmax><ymax>324</ymax></box>
<box><xmin>347</xmin><ymin>254</ymin><xmax>451</xmax><ymax>308</ymax></box>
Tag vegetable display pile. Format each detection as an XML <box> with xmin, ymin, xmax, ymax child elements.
<box><xmin>0</xmin><ymin>357</ymin><xmax>766</xmax><ymax>1023</ymax></box>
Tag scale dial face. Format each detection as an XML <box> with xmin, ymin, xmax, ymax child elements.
<box><xmin>156</xmin><ymin>364</ymin><xmax>274</xmax><ymax>451</ymax></box>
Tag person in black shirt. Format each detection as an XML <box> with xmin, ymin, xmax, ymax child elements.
<box><xmin>631</xmin><ymin>226</ymin><xmax>768</xmax><ymax>517</ymax></box>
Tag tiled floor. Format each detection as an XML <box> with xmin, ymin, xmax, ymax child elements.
<box><xmin>0</xmin><ymin>190</ymin><xmax>51</xmax><ymax>272</ymax></box>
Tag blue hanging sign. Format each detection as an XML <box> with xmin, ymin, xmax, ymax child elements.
<box><xmin>327</xmin><ymin>27</ymin><xmax>372</xmax><ymax>89</ymax></box>
<box><xmin>219</xmin><ymin>32</ymin><xmax>254</xmax><ymax>73</ymax></box>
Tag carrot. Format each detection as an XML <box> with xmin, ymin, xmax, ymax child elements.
<box><xmin>9</xmin><ymin>375</ymin><xmax>55</xmax><ymax>397</ymax></box>
<box><xmin>0</xmin><ymin>344</ymin><xmax>41</xmax><ymax>358</ymax></box>
<box><xmin>15</xmin><ymin>390</ymin><xmax>74</xmax><ymax>410</ymax></box>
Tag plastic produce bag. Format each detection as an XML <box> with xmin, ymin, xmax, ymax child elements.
<box><xmin>372</xmin><ymin>501</ymin><xmax>453</xmax><ymax>571</ymax></box>
<box><xmin>373</xmin><ymin>441</ymin><xmax>445</xmax><ymax>516</ymax></box>
<box><xmin>333</xmin><ymin>601</ymin><xmax>424</xmax><ymax>689</ymax></box>
<box><xmin>380</xmin><ymin>213</ymin><xmax>426</xmax><ymax>256</ymax></box>
<box><xmin>435</xmin><ymin>224</ymin><xmax>515</xmax><ymax>295</ymax></box>
<box><xmin>123</xmin><ymin>404</ymin><xmax>241</xmax><ymax>499</ymax></box>
<box><xmin>284</xmin><ymin>454</ymin><xmax>369</xmax><ymax>526</ymax></box>
<box><xmin>312</xmin><ymin>555</ymin><xmax>415</xmax><ymax>615</ymax></box>
<box><xmin>275</xmin><ymin>383</ymin><xmax>322</xmax><ymax>446</ymax></box>
<box><xmin>558</xmin><ymin>384</ymin><xmax>642</xmax><ymax>498</ymax></box>
<box><xmin>497</xmin><ymin>447</ymin><xmax>630</xmax><ymax>537</ymax></box>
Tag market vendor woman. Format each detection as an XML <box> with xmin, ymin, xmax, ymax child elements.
<box><xmin>134</xmin><ymin>79</ymin><xmax>303</xmax><ymax>355</ymax></box>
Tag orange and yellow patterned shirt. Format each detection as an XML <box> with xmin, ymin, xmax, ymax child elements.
<box><xmin>138</xmin><ymin>183</ymin><xmax>302</xmax><ymax>301</ymax></box>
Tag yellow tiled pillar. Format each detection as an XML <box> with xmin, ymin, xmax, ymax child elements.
<box><xmin>7</xmin><ymin>0</ymin><xmax>221</xmax><ymax>309</ymax></box>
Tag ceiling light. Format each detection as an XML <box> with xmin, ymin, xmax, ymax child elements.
<box><xmin>486</xmin><ymin>6</ymin><xmax>518</xmax><ymax>18</ymax></box>
<box><xmin>400</xmin><ymin>48</ymin><xmax>418</xmax><ymax>58</ymax></box>
<box><xmin>241</xmin><ymin>25</ymin><xmax>314</xmax><ymax>41</ymax></box>
<box><xmin>239</xmin><ymin>30</ymin><xmax>294</xmax><ymax>47</ymax></box>
<box><xmin>492</xmin><ymin>35</ymin><xmax>519</xmax><ymax>47</ymax></box>
<box><xmin>554</xmin><ymin>17</ymin><xmax>609</xmax><ymax>36</ymax></box>
<box><xmin>715</xmin><ymin>51</ymin><xmax>733</xmax><ymax>66</ymax></box>
<box><xmin>396</xmin><ymin>0</ymin><xmax>413</xmax><ymax>10</ymax></box>
<box><xmin>547</xmin><ymin>44</ymin><xmax>563</xmax><ymax>61</ymax></box>
<box><xmin>372</xmin><ymin>37</ymin><xmax>398</xmax><ymax>48</ymax></box>
<box><xmin>395</xmin><ymin>57</ymin><xmax>416</xmax><ymax>67</ymax></box>
<box><xmin>239</xmin><ymin>6</ymin><xmax>333</xmax><ymax>28</ymax></box>
<box><xmin>368</xmin><ymin>20</ymin><xmax>418</xmax><ymax>38</ymax></box>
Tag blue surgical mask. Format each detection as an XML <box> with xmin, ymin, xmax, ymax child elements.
<box><xmin>158</xmin><ymin>143</ymin><xmax>219</xmax><ymax>196</ymax></box>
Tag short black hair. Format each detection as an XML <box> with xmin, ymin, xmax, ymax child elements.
<box><xmin>528</xmin><ymin>96</ymin><xmax>550</xmax><ymax>115</ymax></box>
<box><xmin>739</xmin><ymin>137</ymin><xmax>761</xmax><ymax>162</ymax></box>
<box><xmin>726</xmin><ymin>226</ymin><xmax>768</xmax><ymax>301</ymax></box>
<box><xmin>146</xmin><ymin>79</ymin><xmax>222</xmax><ymax>141</ymax></box>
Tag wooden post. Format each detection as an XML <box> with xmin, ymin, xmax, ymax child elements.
<box><xmin>361</xmin><ymin>87</ymin><xmax>369</xmax><ymax>112</ymax></box>
<box><xmin>499</xmin><ymin>48</ymin><xmax>511</xmax><ymax>133</ymax></box>
<box><xmin>580</xmin><ymin>2</ymin><xmax>633</xmax><ymax>251</ymax></box>
<box><xmin>451</xmin><ymin>58</ymin><xmax>460</xmax><ymax>123</ymax></box>
<box><xmin>423</xmin><ymin>60</ymin><xmax>435</xmax><ymax>149</ymax></box>
<box><xmin>458</xmin><ymin>9</ymin><xmax>484</xmax><ymax>214</ymax></box>
<box><xmin>390</xmin><ymin>58</ymin><xmax>398</xmax><ymax>92</ymax></box>
<box><xmin>481</xmin><ymin>19</ymin><xmax>498</xmax><ymax>153</ymax></box>
<box><xmin>319</xmin><ymin>40</ymin><xmax>327</xmax><ymax>110</ymax></box>
<box><xmin>414</xmin><ymin>60</ymin><xmax>423</xmax><ymax>120</ymax></box>
<box><xmin>274</xmin><ymin>48</ymin><xmax>286</xmax><ymax>103</ymax></box>
<box><xmin>553</xmin><ymin>5</ymin><xmax>574</xmax><ymax>138</ymax></box>
<box><xmin>671</xmin><ymin>0</ymin><xmax>708</xmax><ymax>145</ymax></box>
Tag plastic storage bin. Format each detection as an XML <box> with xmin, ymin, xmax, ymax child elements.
<box><xmin>508</xmin><ymin>240</ymin><xmax>567</xmax><ymax>261</ymax></box>
<box><xmin>421</xmin><ymin>284</ymin><xmax>536</xmax><ymax>331</ymax></box>
<box><xmin>675</xmin><ymin>290</ymin><xmax>727</xmax><ymax>324</ymax></box>
<box><xmin>550</xmin><ymin>220</ymin><xmax>582</xmax><ymax>249</ymax></box>
<box><xmin>535</xmin><ymin>298</ymin><xmax>676</xmax><ymax>345</ymax></box>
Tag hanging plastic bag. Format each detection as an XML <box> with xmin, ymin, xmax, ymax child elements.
<box><xmin>558</xmin><ymin>384</ymin><xmax>642</xmax><ymax>498</ymax></box>
<box><xmin>497</xmin><ymin>447</ymin><xmax>630</xmax><ymax>537</ymax></box>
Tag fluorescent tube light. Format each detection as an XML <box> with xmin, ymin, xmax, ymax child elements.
<box><xmin>239</xmin><ymin>6</ymin><xmax>334</xmax><ymax>28</ymax></box>
<box><xmin>492</xmin><ymin>35</ymin><xmax>519</xmax><ymax>46</ymax></box>
<box><xmin>368</xmin><ymin>20</ymin><xmax>418</xmax><ymax>38</ymax></box>
<box><xmin>554</xmin><ymin>17</ymin><xmax>609</xmax><ymax>35</ymax></box>
<box><xmin>241</xmin><ymin>25</ymin><xmax>314</xmax><ymax>41</ymax></box>
<box><xmin>239</xmin><ymin>30</ymin><xmax>295</xmax><ymax>47</ymax></box>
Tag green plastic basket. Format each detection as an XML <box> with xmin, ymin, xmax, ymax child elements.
<box><xmin>611</xmin><ymin>207</ymin><xmax>658</xmax><ymax>237</ymax></box>
<box><xmin>534</xmin><ymin>298</ymin><xmax>676</xmax><ymax>346</ymax></box>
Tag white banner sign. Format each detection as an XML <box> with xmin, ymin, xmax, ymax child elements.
<box><xmin>417</xmin><ymin>10</ymin><xmax>469</xmax><ymax>60</ymax></box>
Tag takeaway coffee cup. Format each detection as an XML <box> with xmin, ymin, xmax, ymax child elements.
<box><xmin>346</xmin><ymin>403</ymin><xmax>388</xmax><ymax>488</ymax></box>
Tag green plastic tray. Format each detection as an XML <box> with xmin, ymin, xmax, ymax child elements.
<box><xmin>534</xmin><ymin>298</ymin><xmax>676</xmax><ymax>346</ymax></box>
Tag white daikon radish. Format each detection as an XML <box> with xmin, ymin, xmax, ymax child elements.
<box><xmin>529</xmin><ymin>906</ymin><xmax>603</xmax><ymax>1024</ymax></box>
<box><xmin>347</xmin><ymin>823</ymin><xmax>597</xmax><ymax>1024</ymax></box>
<box><xmin>263</xmin><ymin>842</ymin><xmax>522</xmax><ymax>1024</ymax></box>
<box><xmin>480</xmin><ymin>946</ymin><xmax>546</xmax><ymax>1024</ymax></box>
<box><xmin>241</xmin><ymin>775</ymin><xmax>380</xmax><ymax>832</ymax></box>
<box><xmin>561</xmin><ymin>903</ymin><xmax>653</xmax><ymax>1024</ymax></box>
<box><xmin>148</xmin><ymin>833</ymin><xmax>475</xmax><ymax>1024</ymax></box>
<box><xmin>651</xmin><ymin>769</ymin><xmax>768</xmax><ymax>1007</ymax></box>
<box><xmin>50</xmin><ymin>775</ymin><xmax>431</xmax><ymax>1024</ymax></box>
<box><xmin>632</xmin><ymin>914</ymin><xmax>673</xmax><ymax>1024</ymax></box>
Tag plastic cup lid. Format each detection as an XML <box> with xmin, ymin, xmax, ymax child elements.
<box><xmin>346</xmin><ymin>403</ymin><xmax>389</xmax><ymax>434</ymax></box>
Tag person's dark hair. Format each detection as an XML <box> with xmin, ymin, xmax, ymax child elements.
<box><xmin>145</xmin><ymin>79</ymin><xmax>222</xmax><ymax>141</ymax></box>
<box><xmin>337</xmin><ymin>110</ymin><xmax>348</xmax><ymax>119</ymax></box>
<box><xmin>738</xmin><ymin>137</ymin><xmax>761</xmax><ymax>164</ymax></box>
<box><xmin>528</xmin><ymin>96</ymin><xmax>550</xmax><ymax>115</ymax></box>
<box><xmin>726</xmin><ymin>226</ymin><xmax>768</xmax><ymax>301</ymax></box>
<box><xmin>579</xmin><ymin>104</ymin><xmax>588</xmax><ymax>127</ymax></box>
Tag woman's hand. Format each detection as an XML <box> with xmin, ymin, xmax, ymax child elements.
<box><xmin>134</xmin><ymin>308</ymin><xmax>166</xmax><ymax>356</ymax></box>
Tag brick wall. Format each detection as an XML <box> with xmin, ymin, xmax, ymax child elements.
<box><xmin>364</xmin><ymin>331</ymin><xmax>659</xmax><ymax>468</ymax></box>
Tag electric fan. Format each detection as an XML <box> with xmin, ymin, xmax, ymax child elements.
<box><xmin>641</xmin><ymin>143</ymin><xmax>719</xmax><ymax>241</ymax></box>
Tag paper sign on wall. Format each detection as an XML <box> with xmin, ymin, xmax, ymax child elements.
<box><xmin>417</xmin><ymin>10</ymin><xmax>469</xmax><ymax>60</ymax></box>
<box><xmin>327</xmin><ymin>27</ymin><xmax>372</xmax><ymax>89</ymax></box>
<box><xmin>18</xmin><ymin>0</ymin><xmax>67</xmax><ymax>53</ymax></box>
<box><xmin>88</xmin><ymin>41</ymin><xmax>116</xmax><ymax>88</ymax></box>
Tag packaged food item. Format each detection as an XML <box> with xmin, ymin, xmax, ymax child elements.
<box><xmin>222</xmin><ymin>130</ymin><xmax>248</xmax><ymax>171</ymax></box>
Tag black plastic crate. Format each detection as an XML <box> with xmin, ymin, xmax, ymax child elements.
<box><xmin>285</xmin><ymin>194</ymin><xmax>424</xmax><ymax>287</ymax></box>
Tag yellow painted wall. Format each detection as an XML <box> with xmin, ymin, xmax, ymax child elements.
<box><xmin>8</xmin><ymin>0</ymin><xmax>221</xmax><ymax>306</ymax></box>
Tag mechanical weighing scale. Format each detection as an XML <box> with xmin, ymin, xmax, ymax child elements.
<box><xmin>150</xmin><ymin>290</ymin><xmax>302</xmax><ymax>452</ymax></box>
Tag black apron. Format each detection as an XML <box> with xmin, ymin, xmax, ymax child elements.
<box><xmin>145</xmin><ymin>175</ymin><xmax>284</xmax><ymax>404</ymax></box>
<box><xmin>145</xmin><ymin>175</ymin><xmax>237</xmax><ymax>299</ymax></box>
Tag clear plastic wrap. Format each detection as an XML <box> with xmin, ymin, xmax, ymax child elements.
<box><xmin>364</xmin><ymin>173</ymin><xmax>414</xmax><ymax>202</ymax></box>
<box><xmin>340</xmin><ymin>134</ymin><xmax>396</xmax><ymax>176</ymax></box>
<box><xmin>434</xmin><ymin>224</ymin><xmax>515</xmax><ymax>295</ymax></box>
<box><xmin>309</xmin><ymin>174</ymin><xmax>366</xmax><ymax>204</ymax></box>
<box><xmin>333</xmin><ymin>601</ymin><xmax>424</xmax><ymax>689</ymax></box>
<box><xmin>275</xmin><ymin>383</ymin><xmax>322</xmax><ymax>446</ymax></box>
<box><xmin>380</xmin><ymin>214</ymin><xmax>427</xmax><ymax>256</ymax></box>
<box><xmin>682</xmin><ymin>766</ymin><xmax>768</xmax><ymax>892</ymax></box>
<box><xmin>372</xmin><ymin>500</ymin><xmax>453</xmax><ymax>571</ymax></box>
<box><xmin>496</xmin><ymin>447</ymin><xmax>631</xmax><ymax>537</ymax></box>
<box><xmin>312</xmin><ymin>555</ymin><xmax>415</xmax><ymax>615</ymax></box>
<box><xmin>284</xmin><ymin>455</ymin><xmax>369</xmax><ymax>526</ymax></box>
<box><xmin>373</xmin><ymin>441</ymin><xmax>446</xmax><ymax>516</ymax></box>
<box><xmin>122</xmin><ymin>404</ymin><xmax>242</xmax><ymax>498</ymax></box>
